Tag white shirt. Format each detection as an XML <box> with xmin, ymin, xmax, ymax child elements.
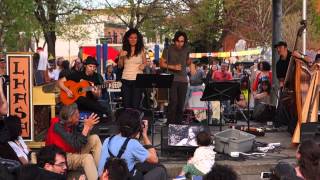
<box><xmin>37</xmin><ymin>51</ymin><xmax>48</xmax><ymax>71</ymax></box>
<box><xmin>122</xmin><ymin>53</ymin><xmax>143</xmax><ymax>80</ymax></box>
<box><xmin>190</xmin><ymin>146</ymin><xmax>216</xmax><ymax>174</ymax></box>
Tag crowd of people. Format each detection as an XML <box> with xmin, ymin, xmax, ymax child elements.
<box><xmin>0</xmin><ymin>26</ymin><xmax>319</xmax><ymax>180</ymax></box>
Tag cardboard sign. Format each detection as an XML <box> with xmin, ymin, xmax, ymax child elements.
<box><xmin>6</xmin><ymin>54</ymin><xmax>33</xmax><ymax>141</ymax></box>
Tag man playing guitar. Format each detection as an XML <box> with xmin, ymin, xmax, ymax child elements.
<box><xmin>58</xmin><ymin>56</ymin><xmax>112</xmax><ymax>121</ymax></box>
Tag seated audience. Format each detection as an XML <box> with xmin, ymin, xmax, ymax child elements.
<box><xmin>233</xmin><ymin>62</ymin><xmax>244</xmax><ymax>79</ymax></box>
<box><xmin>270</xmin><ymin>162</ymin><xmax>302</xmax><ymax>180</ymax></box>
<box><xmin>235</xmin><ymin>76</ymin><xmax>250</xmax><ymax>109</ymax></box>
<box><xmin>98</xmin><ymin>108</ymin><xmax>167</xmax><ymax>180</ymax></box>
<box><xmin>0</xmin><ymin>116</ymin><xmax>30</xmax><ymax>165</ymax></box>
<box><xmin>37</xmin><ymin>145</ymin><xmax>86</xmax><ymax>180</ymax></box>
<box><xmin>212</xmin><ymin>63</ymin><xmax>233</xmax><ymax>81</ymax></box>
<box><xmin>253</xmin><ymin>76</ymin><xmax>271</xmax><ymax>105</ymax></box>
<box><xmin>203</xmin><ymin>164</ymin><xmax>239</xmax><ymax>180</ymax></box>
<box><xmin>16</xmin><ymin>164</ymin><xmax>66</xmax><ymax>180</ymax></box>
<box><xmin>36</xmin><ymin>145</ymin><xmax>67</xmax><ymax>176</ymax></box>
<box><xmin>100</xmin><ymin>158</ymin><xmax>130</xmax><ymax>180</ymax></box>
<box><xmin>71</xmin><ymin>57</ymin><xmax>83</xmax><ymax>73</ymax></box>
<box><xmin>46</xmin><ymin>103</ymin><xmax>101</xmax><ymax>180</ymax></box>
<box><xmin>295</xmin><ymin>139</ymin><xmax>320</xmax><ymax>180</ymax></box>
<box><xmin>174</xmin><ymin>131</ymin><xmax>215</xmax><ymax>179</ymax></box>
<box><xmin>252</xmin><ymin>61</ymin><xmax>272</xmax><ymax>94</ymax></box>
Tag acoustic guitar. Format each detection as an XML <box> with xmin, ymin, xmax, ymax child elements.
<box><xmin>60</xmin><ymin>80</ymin><xmax>121</xmax><ymax>105</ymax></box>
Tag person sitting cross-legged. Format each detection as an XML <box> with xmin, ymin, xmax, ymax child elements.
<box><xmin>45</xmin><ymin>103</ymin><xmax>102</xmax><ymax>180</ymax></box>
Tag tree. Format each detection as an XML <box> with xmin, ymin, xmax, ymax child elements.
<box><xmin>34</xmin><ymin>0</ymin><xmax>83</xmax><ymax>57</ymax></box>
<box><xmin>223</xmin><ymin>0</ymin><xmax>302</xmax><ymax>46</ymax></box>
<box><xmin>0</xmin><ymin>0</ymin><xmax>39</xmax><ymax>52</ymax></box>
<box><xmin>104</xmin><ymin>0</ymin><xmax>167</xmax><ymax>29</ymax></box>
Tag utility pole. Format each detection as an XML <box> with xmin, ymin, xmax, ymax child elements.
<box><xmin>272</xmin><ymin>0</ymin><xmax>282</xmax><ymax>105</ymax></box>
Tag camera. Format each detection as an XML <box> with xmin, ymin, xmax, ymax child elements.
<box><xmin>0</xmin><ymin>75</ymin><xmax>9</xmax><ymax>86</ymax></box>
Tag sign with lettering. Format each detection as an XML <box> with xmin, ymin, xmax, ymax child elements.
<box><xmin>6</xmin><ymin>54</ymin><xmax>33</xmax><ymax>141</ymax></box>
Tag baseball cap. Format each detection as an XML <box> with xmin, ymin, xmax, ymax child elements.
<box><xmin>274</xmin><ymin>41</ymin><xmax>287</xmax><ymax>48</ymax></box>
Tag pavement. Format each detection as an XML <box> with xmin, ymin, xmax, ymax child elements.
<box><xmin>66</xmin><ymin>120</ymin><xmax>298</xmax><ymax>180</ymax></box>
<box><xmin>151</xmin><ymin>121</ymin><xmax>298</xmax><ymax>180</ymax></box>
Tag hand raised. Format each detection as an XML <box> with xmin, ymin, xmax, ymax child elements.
<box><xmin>141</xmin><ymin>120</ymin><xmax>148</xmax><ymax>136</ymax></box>
<box><xmin>84</xmin><ymin>113</ymin><xmax>100</xmax><ymax>129</ymax></box>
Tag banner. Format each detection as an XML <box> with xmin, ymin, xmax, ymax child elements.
<box><xmin>6</xmin><ymin>54</ymin><xmax>33</xmax><ymax>141</ymax></box>
<box><xmin>189</xmin><ymin>48</ymin><xmax>262</xmax><ymax>58</ymax></box>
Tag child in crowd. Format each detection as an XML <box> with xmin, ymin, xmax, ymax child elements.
<box><xmin>174</xmin><ymin>131</ymin><xmax>216</xmax><ymax>180</ymax></box>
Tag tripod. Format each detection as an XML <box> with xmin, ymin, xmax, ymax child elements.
<box><xmin>136</xmin><ymin>74</ymin><xmax>174</xmax><ymax>145</ymax></box>
<box><xmin>201</xmin><ymin>80</ymin><xmax>241</xmax><ymax>131</ymax></box>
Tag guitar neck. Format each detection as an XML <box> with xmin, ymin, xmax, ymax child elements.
<box><xmin>83</xmin><ymin>83</ymin><xmax>109</xmax><ymax>92</ymax></box>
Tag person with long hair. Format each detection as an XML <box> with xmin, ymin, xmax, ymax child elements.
<box><xmin>160</xmin><ymin>31</ymin><xmax>195</xmax><ymax>124</ymax></box>
<box><xmin>0</xmin><ymin>116</ymin><xmax>30</xmax><ymax>165</ymax></box>
<box><xmin>295</xmin><ymin>139</ymin><xmax>320</xmax><ymax>180</ymax></box>
<box><xmin>118</xmin><ymin>28</ymin><xmax>146</xmax><ymax>108</ymax></box>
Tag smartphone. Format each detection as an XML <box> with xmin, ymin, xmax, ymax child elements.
<box><xmin>260</xmin><ymin>172</ymin><xmax>272</xmax><ymax>179</ymax></box>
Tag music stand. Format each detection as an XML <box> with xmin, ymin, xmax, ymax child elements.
<box><xmin>136</xmin><ymin>74</ymin><xmax>174</xmax><ymax>145</ymax></box>
<box><xmin>201</xmin><ymin>80</ymin><xmax>241</xmax><ymax>131</ymax></box>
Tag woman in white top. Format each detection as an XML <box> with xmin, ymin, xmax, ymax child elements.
<box><xmin>118</xmin><ymin>28</ymin><xmax>146</xmax><ymax>108</ymax></box>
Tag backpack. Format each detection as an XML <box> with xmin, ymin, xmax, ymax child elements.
<box><xmin>107</xmin><ymin>136</ymin><xmax>144</xmax><ymax>180</ymax></box>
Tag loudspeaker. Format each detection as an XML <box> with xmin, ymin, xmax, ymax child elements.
<box><xmin>300</xmin><ymin>122</ymin><xmax>320</xmax><ymax>143</ymax></box>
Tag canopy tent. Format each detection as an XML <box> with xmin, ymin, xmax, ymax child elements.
<box><xmin>80</xmin><ymin>46</ymin><xmax>119</xmax><ymax>62</ymax></box>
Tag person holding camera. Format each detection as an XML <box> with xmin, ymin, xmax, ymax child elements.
<box><xmin>45</xmin><ymin>103</ymin><xmax>101</xmax><ymax>180</ymax></box>
<box><xmin>98</xmin><ymin>108</ymin><xmax>167</xmax><ymax>180</ymax></box>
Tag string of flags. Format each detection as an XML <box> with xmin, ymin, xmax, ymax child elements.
<box><xmin>189</xmin><ymin>48</ymin><xmax>262</xmax><ymax>58</ymax></box>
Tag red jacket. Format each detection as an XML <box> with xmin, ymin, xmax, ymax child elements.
<box><xmin>45</xmin><ymin>117</ymin><xmax>77</xmax><ymax>153</ymax></box>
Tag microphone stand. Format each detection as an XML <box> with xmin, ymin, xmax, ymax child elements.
<box><xmin>205</xmin><ymin>60</ymin><xmax>213</xmax><ymax>125</ymax></box>
<box><xmin>164</xmin><ymin>38</ymin><xmax>170</xmax><ymax>122</ymax></box>
<box><xmin>243</xmin><ymin>70</ymin><xmax>251</xmax><ymax>131</ymax></box>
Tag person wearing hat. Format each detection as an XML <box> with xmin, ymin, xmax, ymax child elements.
<box><xmin>275</xmin><ymin>41</ymin><xmax>312</xmax><ymax>88</ymax></box>
<box><xmin>58</xmin><ymin>56</ymin><xmax>111</xmax><ymax>120</ymax></box>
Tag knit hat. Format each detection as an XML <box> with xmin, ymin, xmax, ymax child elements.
<box><xmin>84</xmin><ymin>56</ymin><xmax>98</xmax><ymax>66</ymax></box>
